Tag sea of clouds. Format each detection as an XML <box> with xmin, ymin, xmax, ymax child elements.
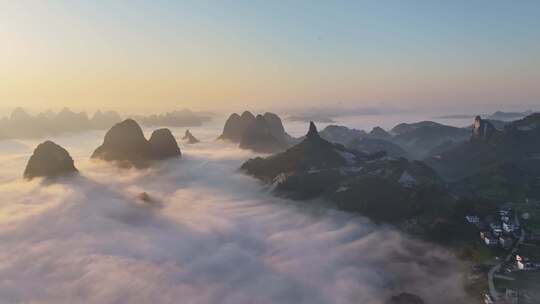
<box><xmin>0</xmin><ymin>126</ymin><xmax>472</xmax><ymax>304</ymax></box>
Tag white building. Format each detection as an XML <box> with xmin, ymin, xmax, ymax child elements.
<box><xmin>515</xmin><ymin>254</ymin><xmax>537</xmax><ymax>270</ymax></box>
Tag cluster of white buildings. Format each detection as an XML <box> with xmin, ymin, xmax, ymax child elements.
<box><xmin>515</xmin><ymin>254</ymin><xmax>540</xmax><ymax>271</ymax></box>
<box><xmin>469</xmin><ymin>205</ymin><xmax>521</xmax><ymax>250</ymax></box>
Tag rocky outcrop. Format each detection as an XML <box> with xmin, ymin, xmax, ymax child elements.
<box><xmin>219</xmin><ymin>113</ymin><xmax>240</xmax><ymax>141</ymax></box>
<box><xmin>241</xmin><ymin>121</ymin><xmax>361</xmax><ymax>182</ymax></box>
<box><xmin>91</xmin><ymin>119</ymin><xmax>153</xmax><ymax>167</ymax></box>
<box><xmin>24</xmin><ymin>141</ymin><xmax>78</xmax><ymax>179</ymax></box>
<box><xmin>239</xmin><ymin>115</ymin><xmax>289</xmax><ymax>153</ymax></box>
<box><xmin>306</xmin><ymin>121</ymin><xmax>319</xmax><ymax>139</ymax></box>
<box><xmin>219</xmin><ymin>111</ymin><xmax>290</xmax><ymax>152</ymax></box>
<box><xmin>92</xmin><ymin>119</ymin><xmax>181</xmax><ymax>168</ymax></box>
<box><xmin>182</xmin><ymin>129</ymin><xmax>200</xmax><ymax>144</ymax></box>
<box><xmin>262</xmin><ymin>112</ymin><xmax>286</xmax><ymax>141</ymax></box>
<box><xmin>472</xmin><ymin>116</ymin><xmax>496</xmax><ymax>140</ymax></box>
<box><xmin>148</xmin><ymin>129</ymin><xmax>182</xmax><ymax>159</ymax></box>
<box><xmin>218</xmin><ymin>111</ymin><xmax>255</xmax><ymax>142</ymax></box>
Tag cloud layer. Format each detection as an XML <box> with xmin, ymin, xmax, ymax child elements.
<box><xmin>0</xmin><ymin>130</ymin><xmax>471</xmax><ymax>304</ymax></box>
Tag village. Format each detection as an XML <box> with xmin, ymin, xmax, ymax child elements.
<box><xmin>464</xmin><ymin>200</ymin><xmax>540</xmax><ymax>304</ymax></box>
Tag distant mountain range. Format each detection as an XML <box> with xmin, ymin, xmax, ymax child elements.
<box><xmin>0</xmin><ymin>108</ymin><xmax>122</xmax><ymax>139</ymax></box>
<box><xmin>238</xmin><ymin>111</ymin><xmax>540</xmax><ymax>242</ymax></box>
<box><xmin>0</xmin><ymin>108</ymin><xmax>211</xmax><ymax>140</ymax></box>
<box><xmin>427</xmin><ymin>114</ymin><xmax>540</xmax><ymax>201</ymax></box>
<box><xmin>241</xmin><ymin>122</ymin><xmax>453</xmax><ymax>225</ymax></box>
<box><xmin>437</xmin><ymin>110</ymin><xmax>534</xmax><ymax>121</ymax></box>
<box><xmin>312</xmin><ymin>120</ymin><xmax>469</xmax><ymax>160</ymax></box>
<box><xmin>20</xmin><ymin>110</ymin><xmax>540</xmax><ymax>243</ymax></box>
<box><xmin>129</xmin><ymin>109</ymin><xmax>211</xmax><ymax>127</ymax></box>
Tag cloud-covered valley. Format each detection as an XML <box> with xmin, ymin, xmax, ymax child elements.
<box><xmin>0</xmin><ymin>129</ymin><xmax>470</xmax><ymax>304</ymax></box>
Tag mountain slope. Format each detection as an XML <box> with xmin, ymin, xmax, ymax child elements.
<box><xmin>241</xmin><ymin>122</ymin><xmax>452</xmax><ymax>222</ymax></box>
<box><xmin>427</xmin><ymin>114</ymin><xmax>540</xmax><ymax>200</ymax></box>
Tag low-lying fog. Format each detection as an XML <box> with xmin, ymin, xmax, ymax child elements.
<box><xmin>0</xmin><ymin>124</ymin><xmax>470</xmax><ymax>304</ymax></box>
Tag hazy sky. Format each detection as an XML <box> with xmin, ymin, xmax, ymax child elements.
<box><xmin>1</xmin><ymin>1</ymin><xmax>540</xmax><ymax>113</ymax></box>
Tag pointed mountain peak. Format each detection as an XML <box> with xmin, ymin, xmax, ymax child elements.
<box><xmin>307</xmin><ymin>121</ymin><xmax>319</xmax><ymax>138</ymax></box>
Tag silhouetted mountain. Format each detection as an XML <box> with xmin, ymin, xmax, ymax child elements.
<box><xmin>239</xmin><ymin>114</ymin><xmax>289</xmax><ymax>153</ymax></box>
<box><xmin>24</xmin><ymin>141</ymin><xmax>78</xmax><ymax>179</ymax></box>
<box><xmin>241</xmin><ymin>122</ymin><xmax>452</xmax><ymax>222</ymax></box>
<box><xmin>91</xmin><ymin>119</ymin><xmax>152</xmax><ymax>167</ymax></box>
<box><xmin>148</xmin><ymin>129</ymin><xmax>182</xmax><ymax>159</ymax></box>
<box><xmin>391</xmin><ymin>121</ymin><xmax>469</xmax><ymax>159</ymax></box>
<box><xmin>182</xmin><ymin>129</ymin><xmax>200</xmax><ymax>144</ymax></box>
<box><xmin>130</xmin><ymin>109</ymin><xmax>211</xmax><ymax>127</ymax></box>
<box><xmin>262</xmin><ymin>112</ymin><xmax>287</xmax><ymax>142</ymax></box>
<box><xmin>241</xmin><ymin>122</ymin><xmax>365</xmax><ymax>182</ymax></box>
<box><xmin>219</xmin><ymin>111</ymin><xmax>291</xmax><ymax>152</ymax></box>
<box><xmin>92</xmin><ymin>119</ymin><xmax>181</xmax><ymax>168</ymax></box>
<box><xmin>427</xmin><ymin>114</ymin><xmax>540</xmax><ymax>200</ymax></box>
<box><xmin>219</xmin><ymin>111</ymin><xmax>255</xmax><ymax>142</ymax></box>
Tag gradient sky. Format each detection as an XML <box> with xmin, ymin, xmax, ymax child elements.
<box><xmin>1</xmin><ymin>0</ymin><xmax>540</xmax><ymax>113</ymax></box>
